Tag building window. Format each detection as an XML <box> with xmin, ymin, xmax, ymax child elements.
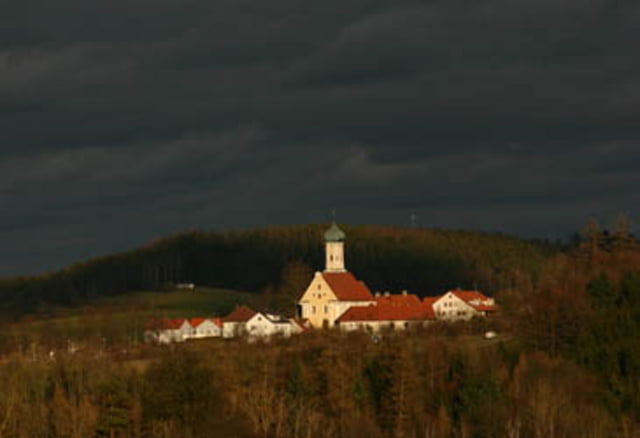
<box><xmin>324</xmin><ymin>305</ymin><xmax>328</xmax><ymax>314</ymax></box>
<box><xmin>317</xmin><ymin>284</ymin><xmax>321</xmax><ymax>290</ymax></box>
<box><xmin>312</xmin><ymin>306</ymin><xmax>316</xmax><ymax>315</ymax></box>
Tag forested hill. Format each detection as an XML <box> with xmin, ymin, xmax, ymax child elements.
<box><xmin>0</xmin><ymin>225</ymin><xmax>557</xmax><ymax>317</ymax></box>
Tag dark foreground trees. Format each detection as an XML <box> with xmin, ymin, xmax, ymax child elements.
<box><xmin>0</xmin><ymin>329</ymin><xmax>637</xmax><ymax>438</ymax></box>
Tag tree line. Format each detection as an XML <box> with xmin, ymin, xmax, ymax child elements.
<box><xmin>0</xmin><ymin>224</ymin><xmax>557</xmax><ymax>318</ymax></box>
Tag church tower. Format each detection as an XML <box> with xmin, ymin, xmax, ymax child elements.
<box><xmin>324</xmin><ymin>221</ymin><xmax>346</xmax><ymax>273</ymax></box>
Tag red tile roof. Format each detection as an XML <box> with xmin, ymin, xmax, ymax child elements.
<box><xmin>378</xmin><ymin>301</ymin><xmax>433</xmax><ymax>321</ymax></box>
<box><xmin>451</xmin><ymin>290</ymin><xmax>498</xmax><ymax>312</ymax></box>
<box><xmin>190</xmin><ymin>317</ymin><xmax>224</xmax><ymax>328</ymax></box>
<box><xmin>224</xmin><ymin>305</ymin><xmax>257</xmax><ymax>322</ymax></box>
<box><xmin>322</xmin><ymin>272</ymin><xmax>374</xmax><ymax>301</ymax></box>
<box><xmin>336</xmin><ymin>305</ymin><xmax>378</xmax><ymax>323</ymax></box>
<box><xmin>452</xmin><ymin>290</ymin><xmax>488</xmax><ymax>302</ymax></box>
<box><xmin>474</xmin><ymin>304</ymin><xmax>498</xmax><ymax>312</ymax></box>
<box><xmin>336</xmin><ymin>300</ymin><xmax>435</xmax><ymax>323</ymax></box>
<box><xmin>422</xmin><ymin>298</ymin><xmax>437</xmax><ymax>319</ymax></box>
<box><xmin>422</xmin><ymin>297</ymin><xmax>438</xmax><ymax>307</ymax></box>
<box><xmin>375</xmin><ymin>294</ymin><xmax>421</xmax><ymax>307</ymax></box>
<box><xmin>189</xmin><ymin>318</ymin><xmax>207</xmax><ymax>328</ymax></box>
<box><xmin>147</xmin><ymin>318</ymin><xmax>188</xmax><ymax>330</ymax></box>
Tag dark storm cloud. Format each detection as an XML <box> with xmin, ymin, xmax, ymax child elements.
<box><xmin>1</xmin><ymin>0</ymin><xmax>639</xmax><ymax>275</ymax></box>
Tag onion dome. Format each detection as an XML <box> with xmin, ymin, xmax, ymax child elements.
<box><xmin>324</xmin><ymin>221</ymin><xmax>346</xmax><ymax>242</ymax></box>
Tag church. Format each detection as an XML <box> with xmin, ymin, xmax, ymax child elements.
<box><xmin>297</xmin><ymin>222</ymin><xmax>376</xmax><ymax>328</ymax></box>
<box><xmin>298</xmin><ymin>222</ymin><xmax>497</xmax><ymax>330</ymax></box>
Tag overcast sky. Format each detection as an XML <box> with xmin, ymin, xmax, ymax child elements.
<box><xmin>1</xmin><ymin>0</ymin><xmax>639</xmax><ymax>276</ymax></box>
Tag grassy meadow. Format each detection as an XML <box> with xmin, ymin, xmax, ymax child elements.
<box><xmin>0</xmin><ymin>287</ymin><xmax>257</xmax><ymax>356</ymax></box>
<box><xmin>96</xmin><ymin>287</ymin><xmax>257</xmax><ymax>317</ymax></box>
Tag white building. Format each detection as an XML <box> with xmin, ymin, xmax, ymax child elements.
<box><xmin>222</xmin><ymin>306</ymin><xmax>257</xmax><ymax>338</ymax></box>
<box><xmin>189</xmin><ymin>318</ymin><xmax>223</xmax><ymax>339</ymax></box>
<box><xmin>432</xmin><ymin>290</ymin><xmax>497</xmax><ymax>320</ymax></box>
<box><xmin>245</xmin><ymin>313</ymin><xmax>304</xmax><ymax>339</ymax></box>
<box><xmin>144</xmin><ymin>318</ymin><xmax>194</xmax><ymax>344</ymax></box>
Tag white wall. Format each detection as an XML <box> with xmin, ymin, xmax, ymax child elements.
<box><xmin>325</xmin><ymin>241</ymin><xmax>345</xmax><ymax>272</ymax></box>
<box><xmin>339</xmin><ymin>320</ymin><xmax>422</xmax><ymax>333</ymax></box>
<box><xmin>223</xmin><ymin>321</ymin><xmax>246</xmax><ymax>338</ymax></box>
<box><xmin>246</xmin><ymin>313</ymin><xmax>294</xmax><ymax>338</ymax></box>
<box><xmin>299</xmin><ymin>273</ymin><xmax>338</xmax><ymax>327</ymax></box>
<box><xmin>191</xmin><ymin>320</ymin><xmax>221</xmax><ymax>339</ymax></box>
<box><xmin>432</xmin><ymin>292</ymin><xmax>478</xmax><ymax>321</ymax></box>
<box><xmin>145</xmin><ymin>326</ymin><xmax>189</xmax><ymax>344</ymax></box>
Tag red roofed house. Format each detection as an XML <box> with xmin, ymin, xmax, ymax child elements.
<box><xmin>336</xmin><ymin>291</ymin><xmax>436</xmax><ymax>332</ymax></box>
<box><xmin>190</xmin><ymin>318</ymin><xmax>223</xmax><ymax>339</ymax></box>
<box><xmin>245</xmin><ymin>313</ymin><xmax>304</xmax><ymax>339</ymax></box>
<box><xmin>431</xmin><ymin>289</ymin><xmax>498</xmax><ymax>320</ymax></box>
<box><xmin>223</xmin><ymin>305</ymin><xmax>257</xmax><ymax>338</ymax></box>
<box><xmin>298</xmin><ymin>222</ymin><xmax>375</xmax><ymax>328</ymax></box>
<box><xmin>144</xmin><ymin>318</ymin><xmax>194</xmax><ymax>344</ymax></box>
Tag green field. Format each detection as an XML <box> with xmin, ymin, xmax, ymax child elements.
<box><xmin>95</xmin><ymin>287</ymin><xmax>258</xmax><ymax>317</ymax></box>
<box><xmin>0</xmin><ymin>288</ymin><xmax>258</xmax><ymax>354</ymax></box>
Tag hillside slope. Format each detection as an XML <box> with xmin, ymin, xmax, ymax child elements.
<box><xmin>0</xmin><ymin>225</ymin><xmax>557</xmax><ymax>318</ymax></box>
